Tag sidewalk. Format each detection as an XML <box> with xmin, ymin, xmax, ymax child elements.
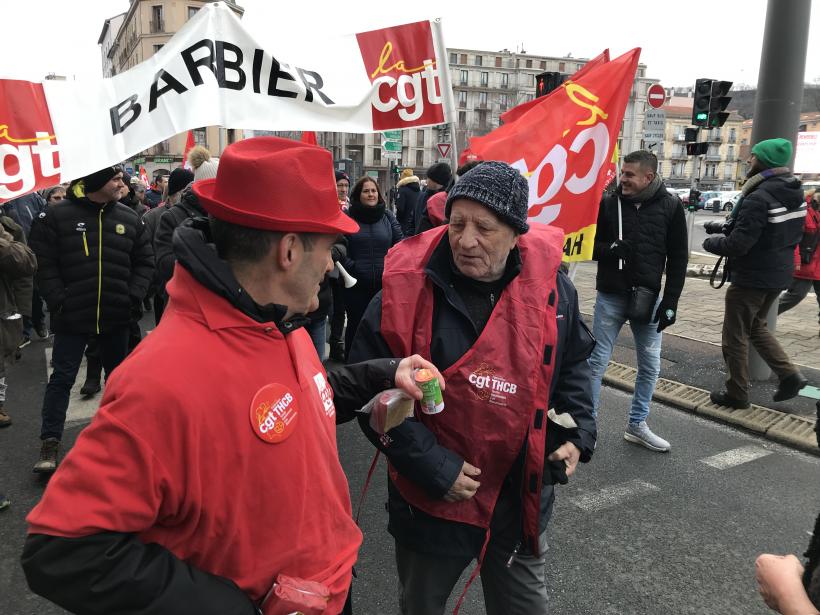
<box><xmin>571</xmin><ymin>260</ymin><xmax>820</xmax><ymax>370</ymax></box>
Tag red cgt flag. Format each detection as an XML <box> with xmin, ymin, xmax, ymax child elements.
<box><xmin>182</xmin><ymin>130</ymin><xmax>196</xmax><ymax>169</ymax></box>
<box><xmin>460</xmin><ymin>48</ymin><xmax>640</xmax><ymax>261</ymax></box>
<box><xmin>300</xmin><ymin>131</ymin><xmax>318</xmax><ymax>146</ymax></box>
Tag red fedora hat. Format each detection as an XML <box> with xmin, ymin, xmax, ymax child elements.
<box><xmin>193</xmin><ymin>137</ymin><xmax>359</xmax><ymax>235</ymax></box>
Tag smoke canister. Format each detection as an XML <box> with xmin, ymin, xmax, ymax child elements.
<box><xmin>415</xmin><ymin>368</ymin><xmax>444</xmax><ymax>414</ymax></box>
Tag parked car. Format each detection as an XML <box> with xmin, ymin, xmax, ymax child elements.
<box><xmin>697</xmin><ymin>191</ymin><xmax>721</xmax><ymax>211</ymax></box>
<box><xmin>718</xmin><ymin>191</ymin><xmax>741</xmax><ymax>211</ymax></box>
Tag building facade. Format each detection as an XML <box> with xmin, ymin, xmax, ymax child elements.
<box><xmin>320</xmin><ymin>48</ymin><xmax>655</xmax><ymax>197</ymax></box>
<box><xmin>99</xmin><ymin>0</ymin><xmax>245</xmax><ymax>180</ymax></box>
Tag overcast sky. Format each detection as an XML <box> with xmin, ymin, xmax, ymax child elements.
<box><xmin>2</xmin><ymin>0</ymin><xmax>818</xmax><ymax>89</ymax></box>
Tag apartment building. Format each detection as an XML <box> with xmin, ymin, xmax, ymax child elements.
<box><xmin>99</xmin><ymin>0</ymin><xmax>245</xmax><ymax>180</ymax></box>
<box><xmin>321</xmin><ymin>48</ymin><xmax>655</xmax><ymax>195</ymax></box>
<box><xmin>658</xmin><ymin>103</ymin><xmax>745</xmax><ymax>190</ymax></box>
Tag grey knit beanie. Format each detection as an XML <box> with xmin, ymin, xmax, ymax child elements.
<box><xmin>445</xmin><ymin>161</ymin><xmax>530</xmax><ymax>234</ymax></box>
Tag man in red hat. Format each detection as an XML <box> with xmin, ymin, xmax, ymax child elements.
<box><xmin>21</xmin><ymin>137</ymin><xmax>443</xmax><ymax>615</ymax></box>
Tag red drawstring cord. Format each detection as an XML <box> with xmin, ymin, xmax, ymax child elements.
<box><xmin>355</xmin><ymin>451</ymin><xmax>381</xmax><ymax>525</ymax></box>
<box><xmin>452</xmin><ymin>528</ymin><xmax>491</xmax><ymax>615</ymax></box>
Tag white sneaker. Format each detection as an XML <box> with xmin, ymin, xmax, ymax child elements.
<box><xmin>624</xmin><ymin>421</ymin><xmax>670</xmax><ymax>452</ymax></box>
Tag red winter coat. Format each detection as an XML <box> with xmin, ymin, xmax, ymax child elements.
<box><xmin>27</xmin><ymin>264</ymin><xmax>362</xmax><ymax>614</ymax></box>
<box><xmin>794</xmin><ymin>204</ymin><xmax>820</xmax><ymax>280</ymax></box>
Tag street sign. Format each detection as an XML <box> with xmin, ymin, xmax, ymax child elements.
<box><xmin>795</xmin><ymin>131</ymin><xmax>820</xmax><ymax>174</ymax></box>
<box><xmin>383</xmin><ymin>151</ymin><xmax>401</xmax><ymax>160</ymax></box>
<box><xmin>437</xmin><ymin>143</ymin><xmax>451</xmax><ymax>158</ymax></box>
<box><xmin>383</xmin><ymin>130</ymin><xmax>402</xmax><ymax>140</ymax></box>
<box><xmin>382</xmin><ymin>140</ymin><xmax>402</xmax><ymax>153</ymax></box>
<box><xmin>647</xmin><ymin>83</ymin><xmax>666</xmax><ymax>109</ymax></box>
<box><xmin>643</xmin><ymin>108</ymin><xmax>665</xmax><ymax>145</ymax></box>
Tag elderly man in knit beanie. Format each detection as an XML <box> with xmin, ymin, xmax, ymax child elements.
<box><xmin>349</xmin><ymin>161</ymin><xmax>597</xmax><ymax>615</ymax></box>
<box><xmin>703</xmin><ymin>137</ymin><xmax>808</xmax><ymax>408</ymax></box>
<box><xmin>27</xmin><ymin>166</ymin><xmax>154</xmax><ymax>473</ymax></box>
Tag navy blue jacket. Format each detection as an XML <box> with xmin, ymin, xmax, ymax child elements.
<box><xmin>349</xmin><ymin>236</ymin><xmax>596</xmax><ymax>557</ymax></box>
<box><xmin>342</xmin><ymin>203</ymin><xmax>403</xmax><ymax>295</ymax></box>
<box><xmin>703</xmin><ymin>173</ymin><xmax>806</xmax><ymax>290</ymax></box>
<box><xmin>3</xmin><ymin>192</ymin><xmax>47</xmax><ymax>237</ymax></box>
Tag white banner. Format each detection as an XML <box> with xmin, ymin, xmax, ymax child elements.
<box><xmin>0</xmin><ymin>3</ymin><xmax>455</xmax><ymax>201</ymax></box>
<box><xmin>795</xmin><ymin>131</ymin><xmax>820</xmax><ymax>175</ymax></box>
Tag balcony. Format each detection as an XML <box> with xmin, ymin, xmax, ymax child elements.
<box><xmin>150</xmin><ymin>19</ymin><xmax>165</xmax><ymax>33</ymax></box>
<box><xmin>671</xmin><ymin>150</ymin><xmax>688</xmax><ymax>160</ymax></box>
<box><xmin>706</xmin><ymin>132</ymin><xmax>722</xmax><ymax>142</ymax></box>
<box><xmin>706</xmin><ymin>154</ymin><xmax>722</xmax><ymax>161</ymax></box>
<box><xmin>728</xmin><ymin>136</ymin><xmax>736</xmax><ymax>144</ymax></box>
<box><xmin>674</xmin><ymin>133</ymin><xmax>687</xmax><ymax>141</ymax></box>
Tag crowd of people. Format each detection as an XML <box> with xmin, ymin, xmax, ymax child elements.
<box><xmin>0</xmin><ymin>136</ymin><xmax>816</xmax><ymax>614</ymax></box>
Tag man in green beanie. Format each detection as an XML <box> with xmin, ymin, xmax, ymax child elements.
<box><xmin>702</xmin><ymin>137</ymin><xmax>808</xmax><ymax>408</ymax></box>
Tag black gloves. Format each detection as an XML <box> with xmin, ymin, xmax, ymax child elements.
<box><xmin>703</xmin><ymin>221</ymin><xmax>727</xmax><ymax>235</ymax></box>
<box><xmin>654</xmin><ymin>297</ymin><xmax>678</xmax><ymax>333</ymax></box>
<box><xmin>607</xmin><ymin>239</ymin><xmax>631</xmax><ymax>261</ymax></box>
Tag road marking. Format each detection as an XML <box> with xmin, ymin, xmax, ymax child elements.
<box><xmin>44</xmin><ymin>347</ymin><xmax>101</xmax><ymax>425</ymax></box>
<box><xmin>569</xmin><ymin>479</ymin><xmax>660</xmax><ymax>512</ymax></box>
<box><xmin>690</xmin><ymin>250</ymin><xmax>718</xmax><ymax>258</ymax></box>
<box><xmin>700</xmin><ymin>445</ymin><xmax>772</xmax><ymax>470</ymax></box>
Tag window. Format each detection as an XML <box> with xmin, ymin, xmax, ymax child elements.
<box><xmin>193</xmin><ymin>127</ymin><xmax>207</xmax><ymax>146</ymax></box>
<box><xmin>525</xmin><ymin>59</ymin><xmax>532</xmax><ymax>68</ymax></box>
<box><xmin>558</xmin><ymin>62</ymin><xmax>565</xmax><ymax>72</ymax></box>
<box><xmin>460</xmin><ymin>54</ymin><xmax>467</xmax><ymax>64</ymax></box>
<box><xmin>501</xmin><ymin>73</ymin><xmax>509</xmax><ymax>88</ymax></box>
<box><xmin>151</xmin><ymin>5</ymin><xmax>164</xmax><ymax>32</ymax></box>
<box><xmin>499</xmin><ymin>94</ymin><xmax>508</xmax><ymax>111</ymax></box>
<box><xmin>460</xmin><ymin>70</ymin><xmax>468</xmax><ymax>85</ymax></box>
<box><xmin>416</xmin><ymin>130</ymin><xmax>425</xmax><ymax>147</ymax></box>
<box><xmin>478</xmin><ymin>110</ymin><xmax>488</xmax><ymax>128</ymax></box>
<box><xmin>373</xmin><ymin>147</ymin><xmax>381</xmax><ymax>164</ymax></box>
<box><xmin>728</xmin><ymin>145</ymin><xmax>735</xmax><ymax>160</ymax></box>
<box><xmin>416</xmin><ymin>149</ymin><xmax>424</xmax><ymax>167</ymax></box>
<box><xmin>153</xmin><ymin>44</ymin><xmax>164</xmax><ymax>54</ymax></box>
<box><xmin>540</xmin><ymin>61</ymin><xmax>546</xmax><ymax>70</ymax></box>
<box><xmin>480</xmin><ymin>72</ymin><xmax>488</xmax><ymax>86</ymax></box>
<box><xmin>458</xmin><ymin>111</ymin><xmax>466</xmax><ymax>124</ymax></box>
<box><xmin>478</xmin><ymin>91</ymin><xmax>488</xmax><ymax>107</ymax></box>
<box><xmin>458</xmin><ymin>90</ymin><xmax>467</xmax><ymax>108</ymax></box>
<box><xmin>474</xmin><ymin>55</ymin><xmax>483</xmax><ymax>66</ymax></box>
<box><xmin>450</xmin><ymin>52</ymin><xmax>458</xmax><ymax>64</ymax></box>
<box><xmin>729</xmin><ymin>128</ymin><xmax>737</xmax><ymax>143</ymax></box>
<box><xmin>495</xmin><ymin>56</ymin><xmax>502</xmax><ymax>68</ymax></box>
<box><xmin>187</xmin><ymin>6</ymin><xmax>199</xmax><ymax>19</ymax></box>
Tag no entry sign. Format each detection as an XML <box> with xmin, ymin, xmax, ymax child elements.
<box><xmin>647</xmin><ymin>84</ymin><xmax>666</xmax><ymax>109</ymax></box>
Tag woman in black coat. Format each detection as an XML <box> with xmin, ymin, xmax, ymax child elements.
<box><xmin>342</xmin><ymin>177</ymin><xmax>403</xmax><ymax>360</ymax></box>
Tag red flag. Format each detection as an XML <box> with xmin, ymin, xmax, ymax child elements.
<box><xmin>460</xmin><ymin>48</ymin><xmax>640</xmax><ymax>261</ymax></box>
<box><xmin>182</xmin><ymin>130</ymin><xmax>196</xmax><ymax>168</ymax></box>
<box><xmin>499</xmin><ymin>50</ymin><xmax>610</xmax><ymax>125</ymax></box>
<box><xmin>139</xmin><ymin>166</ymin><xmax>149</xmax><ymax>187</ymax></box>
<box><xmin>300</xmin><ymin>131</ymin><xmax>318</xmax><ymax>146</ymax></box>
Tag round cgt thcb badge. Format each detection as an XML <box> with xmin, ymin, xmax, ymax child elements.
<box><xmin>250</xmin><ymin>383</ymin><xmax>299</xmax><ymax>444</ymax></box>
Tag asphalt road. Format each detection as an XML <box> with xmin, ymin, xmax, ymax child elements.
<box><xmin>2</xmin><ymin>331</ymin><xmax>818</xmax><ymax>614</ymax></box>
<box><xmin>687</xmin><ymin>208</ymin><xmax>730</xmax><ymax>259</ymax></box>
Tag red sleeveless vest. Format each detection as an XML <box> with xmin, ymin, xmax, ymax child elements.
<box><xmin>381</xmin><ymin>224</ymin><xmax>564</xmax><ymax>555</ymax></box>
<box><xmin>426</xmin><ymin>191</ymin><xmax>447</xmax><ymax>227</ymax></box>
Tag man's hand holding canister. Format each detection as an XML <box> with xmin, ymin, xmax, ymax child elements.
<box><xmin>654</xmin><ymin>297</ymin><xmax>678</xmax><ymax>333</ymax></box>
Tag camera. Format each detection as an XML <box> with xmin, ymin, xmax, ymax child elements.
<box><xmin>704</xmin><ymin>220</ymin><xmax>729</xmax><ymax>235</ymax></box>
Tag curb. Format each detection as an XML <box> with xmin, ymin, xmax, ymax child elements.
<box><xmin>603</xmin><ymin>361</ymin><xmax>819</xmax><ymax>456</ymax></box>
<box><xmin>686</xmin><ymin>264</ymin><xmax>717</xmax><ymax>278</ymax></box>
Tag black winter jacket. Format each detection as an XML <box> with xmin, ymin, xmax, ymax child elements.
<box><xmin>703</xmin><ymin>174</ymin><xmax>806</xmax><ymax>290</ymax></box>
<box><xmin>21</xmin><ymin>218</ymin><xmax>404</xmax><ymax>615</ymax></box>
<box><xmin>3</xmin><ymin>192</ymin><xmax>47</xmax><ymax>237</ymax></box>
<box><xmin>154</xmin><ymin>186</ymin><xmax>206</xmax><ymax>291</ymax></box>
<box><xmin>349</xmin><ymin>236</ymin><xmax>597</xmax><ymax>558</ymax></box>
<box><xmin>395</xmin><ymin>177</ymin><xmax>421</xmax><ymax>237</ymax></box>
<box><xmin>29</xmin><ymin>195</ymin><xmax>153</xmax><ymax>334</ymax></box>
<box><xmin>593</xmin><ymin>184</ymin><xmax>688</xmax><ymax>301</ymax></box>
<box><xmin>342</xmin><ymin>202</ymin><xmax>403</xmax><ymax>295</ymax></box>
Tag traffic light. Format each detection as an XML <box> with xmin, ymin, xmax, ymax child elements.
<box><xmin>686</xmin><ymin>142</ymin><xmax>708</xmax><ymax>156</ymax></box>
<box><xmin>692</xmin><ymin>78</ymin><xmax>712</xmax><ymax>127</ymax></box>
<box><xmin>535</xmin><ymin>72</ymin><xmax>565</xmax><ymax>98</ymax></box>
<box><xmin>708</xmin><ymin>80</ymin><xmax>732</xmax><ymax>128</ymax></box>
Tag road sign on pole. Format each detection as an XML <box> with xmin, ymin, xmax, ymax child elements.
<box><xmin>647</xmin><ymin>83</ymin><xmax>666</xmax><ymax>109</ymax></box>
<box><xmin>437</xmin><ymin>143</ymin><xmax>451</xmax><ymax>158</ymax></box>
<box><xmin>643</xmin><ymin>108</ymin><xmax>666</xmax><ymax>149</ymax></box>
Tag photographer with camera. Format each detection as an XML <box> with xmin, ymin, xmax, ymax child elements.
<box><xmin>777</xmin><ymin>190</ymin><xmax>820</xmax><ymax>331</ymax></box>
<box><xmin>703</xmin><ymin>138</ymin><xmax>808</xmax><ymax>409</ymax></box>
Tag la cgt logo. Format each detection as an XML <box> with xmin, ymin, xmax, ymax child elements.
<box><xmin>0</xmin><ymin>80</ymin><xmax>61</xmax><ymax>202</ymax></box>
<box><xmin>356</xmin><ymin>21</ymin><xmax>444</xmax><ymax>130</ymax></box>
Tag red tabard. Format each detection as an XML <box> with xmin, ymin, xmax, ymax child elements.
<box><xmin>27</xmin><ymin>265</ymin><xmax>361</xmax><ymax>615</ymax></box>
<box><xmin>794</xmin><ymin>205</ymin><xmax>820</xmax><ymax>280</ymax></box>
<box><xmin>380</xmin><ymin>224</ymin><xmax>564</xmax><ymax>554</ymax></box>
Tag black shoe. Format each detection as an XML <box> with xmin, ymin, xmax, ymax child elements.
<box><xmin>80</xmin><ymin>378</ymin><xmax>102</xmax><ymax>397</ymax></box>
<box><xmin>0</xmin><ymin>493</ymin><xmax>9</xmax><ymax>511</ymax></box>
<box><xmin>33</xmin><ymin>438</ymin><xmax>60</xmax><ymax>474</ymax></box>
<box><xmin>35</xmin><ymin>324</ymin><xmax>49</xmax><ymax>338</ymax></box>
<box><xmin>329</xmin><ymin>341</ymin><xmax>345</xmax><ymax>362</ymax></box>
<box><xmin>18</xmin><ymin>336</ymin><xmax>31</xmax><ymax>349</ymax></box>
<box><xmin>773</xmin><ymin>372</ymin><xmax>808</xmax><ymax>402</ymax></box>
<box><xmin>710</xmin><ymin>390</ymin><xmax>750</xmax><ymax>409</ymax></box>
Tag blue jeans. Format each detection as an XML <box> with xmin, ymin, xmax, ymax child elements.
<box><xmin>306</xmin><ymin>318</ymin><xmax>327</xmax><ymax>362</ymax></box>
<box><xmin>588</xmin><ymin>291</ymin><xmax>662</xmax><ymax>425</ymax></box>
